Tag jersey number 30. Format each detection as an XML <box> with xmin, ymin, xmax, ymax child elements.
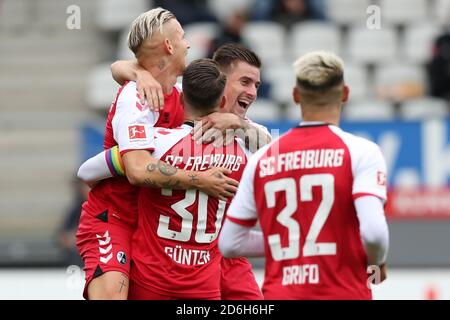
<box><xmin>264</xmin><ymin>174</ymin><xmax>337</xmax><ymax>261</ymax></box>
<box><xmin>157</xmin><ymin>189</ymin><xmax>226</xmax><ymax>244</ymax></box>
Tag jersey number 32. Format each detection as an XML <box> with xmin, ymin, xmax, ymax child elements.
<box><xmin>264</xmin><ymin>173</ymin><xmax>337</xmax><ymax>261</ymax></box>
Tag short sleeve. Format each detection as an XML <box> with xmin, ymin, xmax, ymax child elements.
<box><xmin>352</xmin><ymin>143</ymin><xmax>388</xmax><ymax>203</ymax></box>
<box><xmin>111</xmin><ymin>82</ymin><xmax>159</xmax><ymax>156</ymax></box>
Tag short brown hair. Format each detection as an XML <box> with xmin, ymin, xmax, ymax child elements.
<box><xmin>212</xmin><ymin>43</ymin><xmax>261</xmax><ymax>72</ymax></box>
<box><xmin>182</xmin><ymin>59</ymin><xmax>227</xmax><ymax>114</ymax></box>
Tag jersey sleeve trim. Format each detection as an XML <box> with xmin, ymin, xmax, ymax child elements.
<box><xmin>353</xmin><ymin>192</ymin><xmax>386</xmax><ymax>202</ymax></box>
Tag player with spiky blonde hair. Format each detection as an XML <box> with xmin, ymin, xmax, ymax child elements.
<box><xmin>76</xmin><ymin>8</ymin><xmax>238</xmax><ymax>300</ymax></box>
<box><xmin>220</xmin><ymin>51</ymin><xmax>390</xmax><ymax>300</ymax></box>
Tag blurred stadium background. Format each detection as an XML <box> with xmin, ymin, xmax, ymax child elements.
<box><xmin>1</xmin><ymin>0</ymin><xmax>450</xmax><ymax>299</ymax></box>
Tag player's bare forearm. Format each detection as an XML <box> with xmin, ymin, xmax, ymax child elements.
<box><xmin>123</xmin><ymin>151</ymin><xmax>197</xmax><ymax>190</ymax></box>
<box><xmin>111</xmin><ymin>59</ymin><xmax>140</xmax><ymax>85</ymax></box>
<box><xmin>123</xmin><ymin>150</ymin><xmax>239</xmax><ymax>200</ymax></box>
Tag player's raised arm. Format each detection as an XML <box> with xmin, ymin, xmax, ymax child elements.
<box><xmin>111</xmin><ymin>59</ymin><xmax>164</xmax><ymax>111</ymax></box>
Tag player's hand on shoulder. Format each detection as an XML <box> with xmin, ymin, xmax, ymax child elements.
<box><xmin>192</xmin><ymin>113</ymin><xmax>241</xmax><ymax>145</ymax></box>
<box><xmin>198</xmin><ymin>167</ymin><xmax>239</xmax><ymax>201</ymax></box>
<box><xmin>136</xmin><ymin>69</ymin><xmax>164</xmax><ymax>112</ymax></box>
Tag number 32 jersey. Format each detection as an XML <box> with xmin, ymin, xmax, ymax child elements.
<box><xmin>131</xmin><ymin>123</ymin><xmax>248</xmax><ymax>299</ymax></box>
<box><xmin>226</xmin><ymin>123</ymin><xmax>388</xmax><ymax>300</ymax></box>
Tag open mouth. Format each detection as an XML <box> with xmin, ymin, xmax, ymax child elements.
<box><xmin>238</xmin><ymin>100</ymin><xmax>249</xmax><ymax>109</ymax></box>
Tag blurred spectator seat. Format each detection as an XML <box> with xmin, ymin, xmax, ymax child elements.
<box><xmin>242</xmin><ymin>22</ymin><xmax>286</xmax><ymax>65</ymax></box>
<box><xmin>344</xmin><ymin>63</ymin><xmax>369</xmax><ymax>100</ymax></box>
<box><xmin>246</xmin><ymin>99</ymin><xmax>282</xmax><ymax>122</ymax></box>
<box><xmin>185</xmin><ymin>23</ymin><xmax>220</xmax><ymax>62</ymax></box>
<box><xmin>0</xmin><ymin>0</ymin><xmax>29</xmax><ymax>31</ymax></box>
<box><xmin>87</xmin><ymin>63</ymin><xmax>120</xmax><ymax>109</ymax></box>
<box><xmin>347</xmin><ymin>27</ymin><xmax>398</xmax><ymax>64</ymax></box>
<box><xmin>207</xmin><ymin>0</ymin><xmax>254</xmax><ymax>23</ymax></box>
<box><xmin>432</xmin><ymin>0</ymin><xmax>450</xmax><ymax>25</ymax></box>
<box><xmin>117</xmin><ymin>29</ymin><xmax>135</xmax><ymax>60</ymax></box>
<box><xmin>399</xmin><ymin>97</ymin><xmax>449</xmax><ymax>120</ymax></box>
<box><xmin>264</xmin><ymin>62</ymin><xmax>296</xmax><ymax>105</ymax></box>
<box><xmin>403</xmin><ymin>23</ymin><xmax>441</xmax><ymax>64</ymax></box>
<box><xmin>97</xmin><ymin>0</ymin><xmax>150</xmax><ymax>32</ymax></box>
<box><xmin>288</xmin><ymin>22</ymin><xmax>341</xmax><ymax>60</ymax></box>
<box><xmin>342</xmin><ymin>100</ymin><xmax>395</xmax><ymax>121</ymax></box>
<box><xmin>380</xmin><ymin>0</ymin><xmax>428</xmax><ymax>25</ymax></box>
<box><xmin>374</xmin><ymin>63</ymin><xmax>426</xmax><ymax>102</ymax></box>
<box><xmin>325</xmin><ymin>0</ymin><xmax>371</xmax><ymax>25</ymax></box>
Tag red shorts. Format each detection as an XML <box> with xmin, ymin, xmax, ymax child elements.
<box><xmin>128</xmin><ymin>278</ymin><xmax>221</xmax><ymax>300</ymax></box>
<box><xmin>220</xmin><ymin>257</ymin><xmax>263</xmax><ymax>300</ymax></box>
<box><xmin>76</xmin><ymin>208</ymin><xmax>134</xmax><ymax>299</ymax></box>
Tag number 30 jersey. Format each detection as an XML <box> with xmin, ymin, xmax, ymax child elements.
<box><xmin>131</xmin><ymin>123</ymin><xmax>248</xmax><ymax>299</ymax></box>
<box><xmin>226</xmin><ymin>123</ymin><xmax>388</xmax><ymax>300</ymax></box>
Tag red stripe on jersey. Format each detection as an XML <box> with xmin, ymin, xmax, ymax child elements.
<box><xmin>353</xmin><ymin>192</ymin><xmax>385</xmax><ymax>201</ymax></box>
<box><xmin>227</xmin><ymin>216</ymin><xmax>257</xmax><ymax>228</ymax></box>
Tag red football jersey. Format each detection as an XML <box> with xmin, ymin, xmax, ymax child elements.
<box><xmin>83</xmin><ymin>82</ymin><xmax>184</xmax><ymax>227</ymax></box>
<box><xmin>130</xmin><ymin>124</ymin><xmax>248</xmax><ymax>299</ymax></box>
<box><xmin>226</xmin><ymin>123</ymin><xmax>388</xmax><ymax>300</ymax></box>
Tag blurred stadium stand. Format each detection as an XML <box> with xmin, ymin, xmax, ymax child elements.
<box><xmin>1</xmin><ymin>0</ymin><xmax>450</xmax><ymax>272</ymax></box>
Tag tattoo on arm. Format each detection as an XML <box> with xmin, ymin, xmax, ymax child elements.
<box><xmin>157</xmin><ymin>160</ymin><xmax>178</xmax><ymax>176</ymax></box>
<box><xmin>161</xmin><ymin>178</ymin><xmax>182</xmax><ymax>189</ymax></box>
<box><xmin>143</xmin><ymin>178</ymin><xmax>157</xmax><ymax>188</ymax></box>
<box><xmin>118</xmin><ymin>274</ymin><xmax>128</xmax><ymax>294</ymax></box>
<box><xmin>147</xmin><ymin>163</ymin><xmax>157</xmax><ymax>172</ymax></box>
<box><xmin>189</xmin><ymin>174</ymin><xmax>199</xmax><ymax>185</ymax></box>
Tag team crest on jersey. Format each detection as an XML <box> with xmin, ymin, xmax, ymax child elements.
<box><xmin>128</xmin><ymin>125</ymin><xmax>146</xmax><ymax>141</ymax></box>
<box><xmin>117</xmin><ymin>251</ymin><xmax>127</xmax><ymax>264</ymax></box>
<box><xmin>377</xmin><ymin>171</ymin><xmax>386</xmax><ymax>186</ymax></box>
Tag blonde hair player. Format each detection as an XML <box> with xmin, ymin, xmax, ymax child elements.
<box><xmin>220</xmin><ymin>51</ymin><xmax>390</xmax><ymax>300</ymax></box>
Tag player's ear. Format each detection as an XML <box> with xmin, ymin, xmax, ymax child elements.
<box><xmin>219</xmin><ymin>95</ymin><xmax>226</xmax><ymax>109</ymax></box>
<box><xmin>164</xmin><ymin>38</ymin><xmax>174</xmax><ymax>55</ymax></box>
<box><xmin>293</xmin><ymin>86</ymin><xmax>301</xmax><ymax>104</ymax></box>
<box><xmin>342</xmin><ymin>85</ymin><xmax>349</xmax><ymax>103</ymax></box>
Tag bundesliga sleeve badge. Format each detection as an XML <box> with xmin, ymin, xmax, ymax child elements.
<box><xmin>128</xmin><ymin>125</ymin><xmax>147</xmax><ymax>141</ymax></box>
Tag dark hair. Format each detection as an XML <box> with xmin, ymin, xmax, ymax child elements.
<box><xmin>212</xmin><ymin>43</ymin><xmax>261</xmax><ymax>72</ymax></box>
<box><xmin>182</xmin><ymin>59</ymin><xmax>227</xmax><ymax>113</ymax></box>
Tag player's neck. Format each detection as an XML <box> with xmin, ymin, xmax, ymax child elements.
<box><xmin>154</xmin><ymin>71</ymin><xmax>177</xmax><ymax>94</ymax></box>
<box><xmin>142</xmin><ymin>59</ymin><xmax>178</xmax><ymax>94</ymax></box>
<box><xmin>184</xmin><ymin>108</ymin><xmax>209</xmax><ymax>123</ymax></box>
<box><xmin>301</xmin><ymin>111</ymin><xmax>340</xmax><ymax>126</ymax></box>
